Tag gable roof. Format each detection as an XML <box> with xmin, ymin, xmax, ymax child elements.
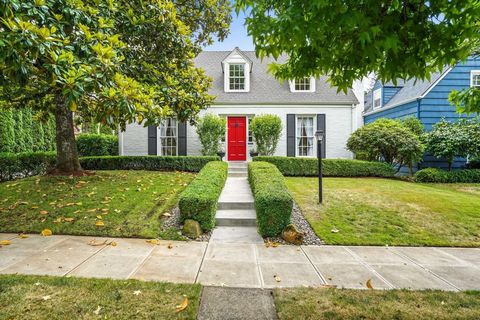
<box><xmin>363</xmin><ymin>67</ymin><xmax>450</xmax><ymax>114</ymax></box>
<box><xmin>194</xmin><ymin>50</ymin><xmax>359</xmax><ymax>105</ymax></box>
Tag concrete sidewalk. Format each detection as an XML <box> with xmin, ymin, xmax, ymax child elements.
<box><xmin>1</xmin><ymin>233</ymin><xmax>479</xmax><ymax>291</ymax></box>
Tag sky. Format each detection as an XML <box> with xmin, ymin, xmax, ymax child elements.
<box><xmin>204</xmin><ymin>10</ymin><xmax>254</xmax><ymax>51</ymax></box>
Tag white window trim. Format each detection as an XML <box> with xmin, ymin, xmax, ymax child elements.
<box><xmin>372</xmin><ymin>88</ymin><xmax>382</xmax><ymax>109</ymax></box>
<box><xmin>224</xmin><ymin>62</ymin><xmax>250</xmax><ymax>93</ymax></box>
<box><xmin>157</xmin><ymin>118</ymin><xmax>178</xmax><ymax>156</ymax></box>
<box><xmin>289</xmin><ymin>77</ymin><xmax>316</xmax><ymax>93</ymax></box>
<box><xmin>470</xmin><ymin>70</ymin><xmax>480</xmax><ymax>88</ymax></box>
<box><xmin>295</xmin><ymin>115</ymin><xmax>316</xmax><ymax>158</ymax></box>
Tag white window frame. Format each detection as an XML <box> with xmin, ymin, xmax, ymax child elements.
<box><xmin>373</xmin><ymin>88</ymin><xmax>382</xmax><ymax>109</ymax></box>
<box><xmin>289</xmin><ymin>77</ymin><xmax>316</xmax><ymax>92</ymax></box>
<box><xmin>470</xmin><ymin>70</ymin><xmax>480</xmax><ymax>88</ymax></box>
<box><xmin>158</xmin><ymin>118</ymin><xmax>178</xmax><ymax>156</ymax></box>
<box><xmin>295</xmin><ymin>115</ymin><xmax>316</xmax><ymax>158</ymax></box>
<box><xmin>224</xmin><ymin>62</ymin><xmax>250</xmax><ymax>92</ymax></box>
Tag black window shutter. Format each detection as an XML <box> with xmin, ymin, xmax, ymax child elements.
<box><xmin>317</xmin><ymin>114</ymin><xmax>326</xmax><ymax>158</ymax></box>
<box><xmin>147</xmin><ymin>125</ymin><xmax>157</xmax><ymax>155</ymax></box>
<box><xmin>178</xmin><ymin>122</ymin><xmax>187</xmax><ymax>156</ymax></box>
<box><xmin>286</xmin><ymin>114</ymin><xmax>296</xmax><ymax>157</ymax></box>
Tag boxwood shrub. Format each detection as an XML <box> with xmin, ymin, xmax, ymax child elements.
<box><xmin>178</xmin><ymin>161</ymin><xmax>228</xmax><ymax>231</ymax></box>
<box><xmin>0</xmin><ymin>152</ymin><xmax>56</xmax><ymax>182</ymax></box>
<box><xmin>76</xmin><ymin>134</ymin><xmax>118</xmax><ymax>156</ymax></box>
<box><xmin>253</xmin><ymin>156</ymin><xmax>395</xmax><ymax>177</ymax></box>
<box><xmin>79</xmin><ymin>156</ymin><xmax>219</xmax><ymax>172</ymax></box>
<box><xmin>248</xmin><ymin>161</ymin><xmax>293</xmax><ymax>237</ymax></box>
<box><xmin>0</xmin><ymin>153</ymin><xmax>219</xmax><ymax>182</ymax></box>
<box><xmin>414</xmin><ymin>168</ymin><xmax>480</xmax><ymax>183</ymax></box>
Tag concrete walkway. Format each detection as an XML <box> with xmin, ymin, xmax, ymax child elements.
<box><xmin>1</xmin><ymin>233</ymin><xmax>479</xmax><ymax>291</ymax></box>
<box><xmin>210</xmin><ymin>162</ymin><xmax>263</xmax><ymax>244</ymax></box>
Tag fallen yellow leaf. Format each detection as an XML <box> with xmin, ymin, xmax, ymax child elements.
<box><xmin>95</xmin><ymin>221</ymin><xmax>105</xmax><ymax>227</ymax></box>
<box><xmin>0</xmin><ymin>240</ymin><xmax>11</xmax><ymax>245</ymax></box>
<box><xmin>19</xmin><ymin>233</ymin><xmax>28</xmax><ymax>239</ymax></box>
<box><xmin>39</xmin><ymin>210</ymin><xmax>49</xmax><ymax>215</ymax></box>
<box><xmin>274</xmin><ymin>275</ymin><xmax>282</xmax><ymax>282</ymax></box>
<box><xmin>146</xmin><ymin>239</ymin><xmax>160</xmax><ymax>245</ymax></box>
<box><xmin>41</xmin><ymin>229</ymin><xmax>52</xmax><ymax>236</ymax></box>
<box><xmin>88</xmin><ymin>239</ymin><xmax>107</xmax><ymax>246</ymax></box>
<box><xmin>96</xmin><ymin>215</ymin><xmax>103</xmax><ymax>220</ymax></box>
<box><xmin>366</xmin><ymin>279</ymin><xmax>373</xmax><ymax>289</ymax></box>
<box><xmin>64</xmin><ymin>218</ymin><xmax>75</xmax><ymax>222</ymax></box>
<box><xmin>176</xmin><ymin>298</ymin><xmax>188</xmax><ymax>312</ymax></box>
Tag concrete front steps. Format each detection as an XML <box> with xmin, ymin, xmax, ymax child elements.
<box><xmin>211</xmin><ymin>162</ymin><xmax>263</xmax><ymax>244</ymax></box>
<box><xmin>216</xmin><ymin>209</ymin><xmax>257</xmax><ymax>227</ymax></box>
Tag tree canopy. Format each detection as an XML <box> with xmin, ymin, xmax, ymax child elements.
<box><xmin>0</xmin><ymin>0</ymin><xmax>231</xmax><ymax>172</ymax></box>
<box><xmin>237</xmin><ymin>0</ymin><xmax>480</xmax><ymax>112</ymax></box>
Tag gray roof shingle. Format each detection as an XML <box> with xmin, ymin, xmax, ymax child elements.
<box><xmin>364</xmin><ymin>67</ymin><xmax>450</xmax><ymax>113</ymax></box>
<box><xmin>194</xmin><ymin>50</ymin><xmax>359</xmax><ymax>105</ymax></box>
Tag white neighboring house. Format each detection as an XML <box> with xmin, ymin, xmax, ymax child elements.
<box><xmin>119</xmin><ymin>48</ymin><xmax>360</xmax><ymax>161</ymax></box>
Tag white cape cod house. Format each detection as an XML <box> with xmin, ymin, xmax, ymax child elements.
<box><xmin>119</xmin><ymin>48</ymin><xmax>360</xmax><ymax>161</ymax></box>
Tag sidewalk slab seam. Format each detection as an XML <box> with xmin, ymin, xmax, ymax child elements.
<box><xmin>343</xmin><ymin>246</ymin><xmax>395</xmax><ymax>289</ymax></box>
<box><xmin>389</xmin><ymin>248</ymin><xmax>461</xmax><ymax>291</ymax></box>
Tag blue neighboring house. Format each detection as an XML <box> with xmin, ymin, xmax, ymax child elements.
<box><xmin>363</xmin><ymin>56</ymin><xmax>480</xmax><ymax>170</ymax></box>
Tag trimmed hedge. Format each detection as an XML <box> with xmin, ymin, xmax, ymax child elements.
<box><xmin>248</xmin><ymin>162</ymin><xmax>293</xmax><ymax>237</ymax></box>
<box><xmin>76</xmin><ymin>134</ymin><xmax>118</xmax><ymax>156</ymax></box>
<box><xmin>0</xmin><ymin>153</ymin><xmax>220</xmax><ymax>182</ymax></box>
<box><xmin>253</xmin><ymin>156</ymin><xmax>395</xmax><ymax>177</ymax></box>
<box><xmin>79</xmin><ymin>156</ymin><xmax>218</xmax><ymax>172</ymax></box>
<box><xmin>414</xmin><ymin>168</ymin><xmax>480</xmax><ymax>183</ymax></box>
<box><xmin>0</xmin><ymin>152</ymin><xmax>56</xmax><ymax>182</ymax></box>
<box><xmin>178</xmin><ymin>161</ymin><xmax>228</xmax><ymax>231</ymax></box>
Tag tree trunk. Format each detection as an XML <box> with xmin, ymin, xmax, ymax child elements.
<box><xmin>54</xmin><ymin>95</ymin><xmax>82</xmax><ymax>173</ymax></box>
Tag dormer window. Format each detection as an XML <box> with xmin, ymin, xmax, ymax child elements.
<box><xmin>290</xmin><ymin>77</ymin><xmax>315</xmax><ymax>92</ymax></box>
<box><xmin>223</xmin><ymin>47</ymin><xmax>252</xmax><ymax>92</ymax></box>
<box><xmin>471</xmin><ymin>70</ymin><xmax>480</xmax><ymax>88</ymax></box>
<box><xmin>373</xmin><ymin>88</ymin><xmax>382</xmax><ymax>109</ymax></box>
<box><xmin>229</xmin><ymin>63</ymin><xmax>246</xmax><ymax>91</ymax></box>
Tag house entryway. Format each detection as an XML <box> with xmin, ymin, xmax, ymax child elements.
<box><xmin>227</xmin><ymin>117</ymin><xmax>247</xmax><ymax>161</ymax></box>
<box><xmin>209</xmin><ymin>161</ymin><xmax>263</xmax><ymax>243</ymax></box>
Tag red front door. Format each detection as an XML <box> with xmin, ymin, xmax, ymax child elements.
<box><xmin>227</xmin><ymin>117</ymin><xmax>247</xmax><ymax>161</ymax></box>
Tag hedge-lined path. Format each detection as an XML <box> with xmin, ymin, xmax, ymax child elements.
<box><xmin>1</xmin><ymin>233</ymin><xmax>479</xmax><ymax>290</ymax></box>
<box><xmin>210</xmin><ymin>162</ymin><xmax>263</xmax><ymax>244</ymax></box>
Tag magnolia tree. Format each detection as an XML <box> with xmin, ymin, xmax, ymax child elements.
<box><xmin>196</xmin><ymin>114</ymin><xmax>226</xmax><ymax>156</ymax></box>
<box><xmin>251</xmin><ymin>114</ymin><xmax>282</xmax><ymax>156</ymax></box>
<box><xmin>237</xmin><ymin>1</ymin><xmax>480</xmax><ymax>113</ymax></box>
<box><xmin>424</xmin><ymin>119</ymin><xmax>480</xmax><ymax>170</ymax></box>
<box><xmin>347</xmin><ymin>119</ymin><xmax>424</xmax><ymax>174</ymax></box>
<box><xmin>0</xmin><ymin>0</ymin><xmax>231</xmax><ymax>173</ymax></box>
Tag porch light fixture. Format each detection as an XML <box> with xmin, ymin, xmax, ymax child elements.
<box><xmin>315</xmin><ymin>130</ymin><xmax>324</xmax><ymax>204</ymax></box>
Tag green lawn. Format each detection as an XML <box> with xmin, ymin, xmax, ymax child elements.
<box><xmin>286</xmin><ymin>177</ymin><xmax>480</xmax><ymax>246</ymax></box>
<box><xmin>0</xmin><ymin>275</ymin><xmax>200</xmax><ymax>320</ymax></box>
<box><xmin>0</xmin><ymin>170</ymin><xmax>194</xmax><ymax>239</ymax></box>
<box><xmin>274</xmin><ymin>288</ymin><xmax>480</xmax><ymax>320</ymax></box>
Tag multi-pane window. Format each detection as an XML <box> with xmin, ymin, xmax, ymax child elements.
<box><xmin>296</xmin><ymin>116</ymin><xmax>314</xmax><ymax>157</ymax></box>
<box><xmin>373</xmin><ymin>89</ymin><xmax>381</xmax><ymax>109</ymax></box>
<box><xmin>471</xmin><ymin>71</ymin><xmax>480</xmax><ymax>88</ymax></box>
<box><xmin>160</xmin><ymin>118</ymin><xmax>177</xmax><ymax>156</ymax></box>
<box><xmin>294</xmin><ymin>78</ymin><xmax>311</xmax><ymax>91</ymax></box>
<box><xmin>229</xmin><ymin>63</ymin><xmax>245</xmax><ymax>90</ymax></box>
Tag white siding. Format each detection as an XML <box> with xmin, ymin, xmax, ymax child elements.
<box><xmin>121</xmin><ymin>122</ymin><xmax>148</xmax><ymax>156</ymax></box>
<box><xmin>121</xmin><ymin>104</ymin><xmax>356</xmax><ymax>159</ymax></box>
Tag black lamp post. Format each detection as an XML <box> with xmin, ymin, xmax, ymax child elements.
<box><xmin>315</xmin><ymin>130</ymin><xmax>324</xmax><ymax>204</ymax></box>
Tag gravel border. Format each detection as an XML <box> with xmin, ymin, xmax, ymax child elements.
<box><xmin>161</xmin><ymin>207</ymin><xmax>211</xmax><ymax>242</ymax></box>
<box><xmin>264</xmin><ymin>202</ymin><xmax>323</xmax><ymax>246</ymax></box>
